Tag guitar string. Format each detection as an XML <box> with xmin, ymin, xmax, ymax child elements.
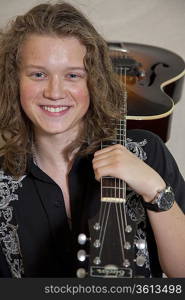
<box><xmin>119</xmin><ymin>64</ymin><xmax>132</xmax><ymax>262</ymax></box>
<box><xmin>116</xmin><ymin>64</ymin><xmax>128</xmax><ymax>263</ymax></box>
<box><xmin>97</xmin><ymin>177</ymin><xmax>110</xmax><ymax>254</ymax></box>
<box><xmin>118</xmin><ymin>119</ymin><xmax>127</xmax><ymax>258</ymax></box>
<box><xmin>99</xmin><ymin>202</ymin><xmax>109</xmax><ymax>245</ymax></box>
<box><xmin>96</xmin><ymin>152</ymin><xmax>112</xmax><ymax>262</ymax></box>
<box><xmin>97</xmin><ymin>202</ymin><xmax>112</xmax><ymax>261</ymax></box>
<box><xmin>113</xmin><ymin>67</ymin><xmax>124</xmax><ymax>262</ymax></box>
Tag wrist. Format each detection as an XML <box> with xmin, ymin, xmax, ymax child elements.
<box><xmin>142</xmin><ymin>184</ymin><xmax>175</xmax><ymax>212</ymax></box>
<box><xmin>142</xmin><ymin>183</ymin><xmax>166</xmax><ymax>203</ymax></box>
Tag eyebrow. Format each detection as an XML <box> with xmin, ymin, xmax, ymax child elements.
<box><xmin>23</xmin><ymin>65</ymin><xmax>86</xmax><ymax>71</ymax></box>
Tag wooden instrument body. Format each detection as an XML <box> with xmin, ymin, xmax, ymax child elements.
<box><xmin>108</xmin><ymin>42</ymin><xmax>185</xmax><ymax>141</ymax></box>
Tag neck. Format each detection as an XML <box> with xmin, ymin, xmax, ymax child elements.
<box><xmin>32</xmin><ymin>129</ymin><xmax>80</xmax><ymax>173</ymax></box>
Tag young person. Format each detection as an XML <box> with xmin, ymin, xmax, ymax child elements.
<box><xmin>0</xmin><ymin>1</ymin><xmax>185</xmax><ymax>278</ymax></box>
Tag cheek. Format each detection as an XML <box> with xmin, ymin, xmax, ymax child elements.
<box><xmin>74</xmin><ymin>85</ymin><xmax>90</xmax><ymax>109</ymax></box>
<box><xmin>19</xmin><ymin>81</ymin><xmax>38</xmax><ymax>110</ymax></box>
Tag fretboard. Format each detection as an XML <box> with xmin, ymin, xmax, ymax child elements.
<box><xmin>101</xmin><ymin>118</ymin><xmax>127</xmax><ymax>203</ymax></box>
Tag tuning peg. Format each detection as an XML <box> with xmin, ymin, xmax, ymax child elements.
<box><xmin>93</xmin><ymin>256</ymin><xmax>101</xmax><ymax>265</ymax></box>
<box><xmin>123</xmin><ymin>259</ymin><xmax>130</xmax><ymax>268</ymax></box>
<box><xmin>93</xmin><ymin>239</ymin><xmax>101</xmax><ymax>248</ymax></box>
<box><xmin>78</xmin><ymin>233</ymin><xmax>87</xmax><ymax>245</ymax></box>
<box><xmin>77</xmin><ymin>249</ymin><xmax>87</xmax><ymax>262</ymax></box>
<box><xmin>93</xmin><ymin>222</ymin><xmax>101</xmax><ymax>230</ymax></box>
<box><xmin>78</xmin><ymin>233</ymin><xmax>90</xmax><ymax>245</ymax></box>
<box><xmin>135</xmin><ymin>239</ymin><xmax>146</xmax><ymax>250</ymax></box>
<box><xmin>135</xmin><ymin>255</ymin><xmax>146</xmax><ymax>267</ymax></box>
<box><xmin>125</xmin><ymin>225</ymin><xmax>132</xmax><ymax>233</ymax></box>
<box><xmin>124</xmin><ymin>241</ymin><xmax>131</xmax><ymax>250</ymax></box>
<box><xmin>76</xmin><ymin>268</ymin><xmax>87</xmax><ymax>278</ymax></box>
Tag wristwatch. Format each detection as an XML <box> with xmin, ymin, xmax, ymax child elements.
<box><xmin>142</xmin><ymin>185</ymin><xmax>175</xmax><ymax>212</ymax></box>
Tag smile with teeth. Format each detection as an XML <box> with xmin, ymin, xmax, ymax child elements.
<box><xmin>42</xmin><ymin>106</ymin><xmax>69</xmax><ymax>113</ymax></box>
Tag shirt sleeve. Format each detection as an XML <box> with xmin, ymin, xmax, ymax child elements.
<box><xmin>136</xmin><ymin>130</ymin><xmax>185</xmax><ymax>277</ymax></box>
<box><xmin>143</xmin><ymin>130</ymin><xmax>185</xmax><ymax>213</ymax></box>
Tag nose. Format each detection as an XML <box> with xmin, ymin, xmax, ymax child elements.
<box><xmin>43</xmin><ymin>76</ymin><xmax>66</xmax><ymax>100</ymax></box>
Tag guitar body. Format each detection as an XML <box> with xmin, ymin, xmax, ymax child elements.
<box><xmin>108</xmin><ymin>42</ymin><xmax>185</xmax><ymax>142</ymax></box>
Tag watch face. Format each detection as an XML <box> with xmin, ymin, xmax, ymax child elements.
<box><xmin>143</xmin><ymin>185</ymin><xmax>175</xmax><ymax>212</ymax></box>
<box><xmin>157</xmin><ymin>187</ymin><xmax>175</xmax><ymax>210</ymax></box>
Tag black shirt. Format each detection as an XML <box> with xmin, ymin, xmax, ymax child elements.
<box><xmin>0</xmin><ymin>129</ymin><xmax>185</xmax><ymax>278</ymax></box>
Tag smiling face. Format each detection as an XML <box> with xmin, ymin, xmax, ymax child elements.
<box><xmin>19</xmin><ymin>34</ymin><xmax>90</xmax><ymax>140</ymax></box>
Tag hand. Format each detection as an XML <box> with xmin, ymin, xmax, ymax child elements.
<box><xmin>92</xmin><ymin>144</ymin><xmax>166</xmax><ymax>202</ymax></box>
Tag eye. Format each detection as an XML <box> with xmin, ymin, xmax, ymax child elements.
<box><xmin>30</xmin><ymin>72</ymin><xmax>46</xmax><ymax>79</ymax></box>
<box><xmin>35</xmin><ymin>72</ymin><xmax>45</xmax><ymax>78</ymax></box>
<box><xmin>68</xmin><ymin>73</ymin><xmax>79</xmax><ymax>79</ymax></box>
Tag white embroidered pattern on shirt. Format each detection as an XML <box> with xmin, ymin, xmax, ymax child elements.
<box><xmin>126</xmin><ymin>137</ymin><xmax>150</xmax><ymax>275</ymax></box>
<box><xmin>0</xmin><ymin>170</ymin><xmax>26</xmax><ymax>278</ymax></box>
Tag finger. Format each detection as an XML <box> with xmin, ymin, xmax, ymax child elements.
<box><xmin>94</xmin><ymin>163</ymin><xmax>116</xmax><ymax>181</ymax></box>
<box><xmin>93</xmin><ymin>156</ymin><xmax>112</xmax><ymax>169</ymax></box>
<box><xmin>93</xmin><ymin>150</ymin><xmax>124</xmax><ymax>169</ymax></box>
<box><xmin>94</xmin><ymin>144</ymin><xmax>124</xmax><ymax>157</ymax></box>
<box><xmin>93</xmin><ymin>151</ymin><xmax>117</xmax><ymax>163</ymax></box>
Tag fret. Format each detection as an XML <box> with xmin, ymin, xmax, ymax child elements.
<box><xmin>116</xmin><ymin>132</ymin><xmax>126</xmax><ymax>136</ymax></box>
<box><xmin>116</xmin><ymin>138</ymin><xmax>126</xmax><ymax>142</ymax></box>
<box><xmin>106</xmin><ymin>119</ymin><xmax>126</xmax><ymax>127</ymax></box>
<box><xmin>102</xmin><ymin>177</ymin><xmax>124</xmax><ymax>187</ymax></box>
<box><xmin>102</xmin><ymin>186</ymin><xmax>125</xmax><ymax>189</ymax></box>
<box><xmin>101</xmin><ymin>187</ymin><xmax>125</xmax><ymax>197</ymax></box>
<box><xmin>102</xmin><ymin>183</ymin><xmax>125</xmax><ymax>189</ymax></box>
<box><xmin>111</xmin><ymin>118</ymin><xmax>125</xmax><ymax>123</ymax></box>
<box><xmin>101</xmin><ymin>118</ymin><xmax>126</xmax><ymax>149</ymax></box>
<box><xmin>102</xmin><ymin>138</ymin><xmax>126</xmax><ymax>147</ymax></box>
<box><xmin>101</xmin><ymin>176</ymin><xmax>126</xmax><ymax>203</ymax></box>
<box><xmin>116</xmin><ymin>138</ymin><xmax>125</xmax><ymax>142</ymax></box>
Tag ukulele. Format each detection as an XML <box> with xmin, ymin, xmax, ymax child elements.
<box><xmin>108</xmin><ymin>42</ymin><xmax>185</xmax><ymax>142</ymax></box>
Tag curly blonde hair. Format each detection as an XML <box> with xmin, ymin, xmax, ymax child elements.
<box><xmin>0</xmin><ymin>1</ymin><xmax>124</xmax><ymax>177</ymax></box>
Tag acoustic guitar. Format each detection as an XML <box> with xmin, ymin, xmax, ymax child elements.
<box><xmin>108</xmin><ymin>42</ymin><xmax>185</xmax><ymax>142</ymax></box>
